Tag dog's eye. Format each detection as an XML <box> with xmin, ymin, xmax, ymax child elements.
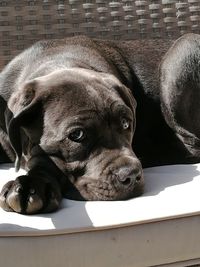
<box><xmin>68</xmin><ymin>128</ymin><xmax>86</xmax><ymax>142</ymax></box>
<box><xmin>121</xmin><ymin>118</ymin><xmax>130</xmax><ymax>130</ymax></box>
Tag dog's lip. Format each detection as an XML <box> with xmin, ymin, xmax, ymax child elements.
<box><xmin>64</xmin><ymin>175</ymin><xmax>144</xmax><ymax>201</ymax></box>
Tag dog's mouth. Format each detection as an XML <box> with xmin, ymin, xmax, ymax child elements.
<box><xmin>63</xmin><ymin>173</ymin><xmax>144</xmax><ymax>201</ymax></box>
<box><xmin>49</xmin><ymin>149</ymin><xmax>144</xmax><ymax>201</ymax></box>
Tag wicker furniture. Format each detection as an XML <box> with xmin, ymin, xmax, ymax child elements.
<box><xmin>0</xmin><ymin>0</ymin><xmax>200</xmax><ymax>70</ymax></box>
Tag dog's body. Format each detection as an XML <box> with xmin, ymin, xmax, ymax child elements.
<box><xmin>0</xmin><ymin>34</ymin><xmax>200</xmax><ymax>214</ymax></box>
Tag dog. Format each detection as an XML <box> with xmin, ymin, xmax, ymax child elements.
<box><xmin>0</xmin><ymin>33</ymin><xmax>200</xmax><ymax>214</ymax></box>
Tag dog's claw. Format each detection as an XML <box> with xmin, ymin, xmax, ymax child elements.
<box><xmin>0</xmin><ymin>180</ymin><xmax>15</xmax><ymax>212</ymax></box>
<box><xmin>0</xmin><ymin>175</ymin><xmax>62</xmax><ymax>214</ymax></box>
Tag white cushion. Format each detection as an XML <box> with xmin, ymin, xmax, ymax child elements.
<box><xmin>0</xmin><ymin>163</ymin><xmax>200</xmax><ymax>267</ymax></box>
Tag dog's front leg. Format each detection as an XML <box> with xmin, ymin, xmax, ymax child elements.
<box><xmin>0</xmin><ymin>146</ymin><xmax>63</xmax><ymax>214</ymax></box>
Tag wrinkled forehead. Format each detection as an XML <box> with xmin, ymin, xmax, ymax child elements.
<box><xmin>39</xmin><ymin>69</ymin><xmax>136</xmax><ymax>143</ymax></box>
<box><xmin>42</xmin><ymin>69</ymin><xmax>127</xmax><ymax>114</ymax></box>
<box><xmin>66</xmin><ymin>83</ymin><xmax>123</xmax><ymax>112</ymax></box>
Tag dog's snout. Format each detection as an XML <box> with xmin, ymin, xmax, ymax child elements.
<box><xmin>115</xmin><ymin>165</ymin><xmax>142</xmax><ymax>187</ymax></box>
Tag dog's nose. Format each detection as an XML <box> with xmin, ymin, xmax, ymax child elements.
<box><xmin>115</xmin><ymin>166</ymin><xmax>142</xmax><ymax>187</ymax></box>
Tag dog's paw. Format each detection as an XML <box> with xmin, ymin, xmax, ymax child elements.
<box><xmin>0</xmin><ymin>175</ymin><xmax>62</xmax><ymax>214</ymax></box>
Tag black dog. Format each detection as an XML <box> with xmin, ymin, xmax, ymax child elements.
<box><xmin>0</xmin><ymin>34</ymin><xmax>200</xmax><ymax>214</ymax></box>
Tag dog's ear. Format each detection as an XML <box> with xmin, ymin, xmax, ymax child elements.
<box><xmin>5</xmin><ymin>80</ymin><xmax>43</xmax><ymax>171</ymax></box>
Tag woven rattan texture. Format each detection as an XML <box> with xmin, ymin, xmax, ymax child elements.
<box><xmin>0</xmin><ymin>0</ymin><xmax>199</xmax><ymax>69</ymax></box>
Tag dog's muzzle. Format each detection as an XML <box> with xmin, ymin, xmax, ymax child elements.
<box><xmin>64</xmin><ymin>152</ymin><xmax>144</xmax><ymax>201</ymax></box>
<box><xmin>113</xmin><ymin>163</ymin><xmax>142</xmax><ymax>187</ymax></box>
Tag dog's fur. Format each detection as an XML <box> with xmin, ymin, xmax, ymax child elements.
<box><xmin>0</xmin><ymin>33</ymin><xmax>200</xmax><ymax>214</ymax></box>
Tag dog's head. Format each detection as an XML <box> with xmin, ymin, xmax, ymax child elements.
<box><xmin>7</xmin><ymin>68</ymin><xmax>144</xmax><ymax>200</ymax></box>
